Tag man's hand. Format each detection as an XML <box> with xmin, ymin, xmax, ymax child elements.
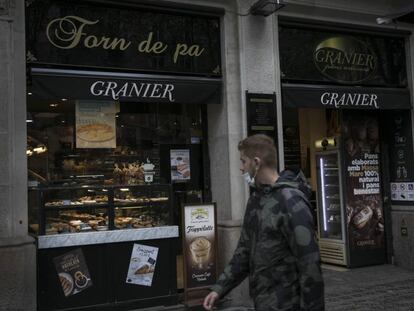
<box><xmin>203</xmin><ymin>291</ymin><xmax>219</xmax><ymax>311</ymax></box>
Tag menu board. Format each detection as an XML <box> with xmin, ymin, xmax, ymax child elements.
<box><xmin>342</xmin><ymin>113</ymin><xmax>384</xmax><ymax>250</ymax></box>
<box><xmin>126</xmin><ymin>244</ymin><xmax>159</xmax><ymax>287</ymax></box>
<box><xmin>76</xmin><ymin>101</ymin><xmax>117</xmax><ymax>148</ymax></box>
<box><xmin>387</xmin><ymin>111</ymin><xmax>414</xmax><ymax>203</ymax></box>
<box><xmin>182</xmin><ymin>203</ymin><xmax>217</xmax><ymax>290</ymax></box>
<box><xmin>246</xmin><ymin>93</ymin><xmax>278</xmax><ymax>158</ymax></box>
<box><xmin>53</xmin><ymin>249</ymin><xmax>92</xmax><ymax>297</ymax></box>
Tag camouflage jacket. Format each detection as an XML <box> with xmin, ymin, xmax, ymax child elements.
<box><xmin>211</xmin><ymin>169</ymin><xmax>324</xmax><ymax>311</ymax></box>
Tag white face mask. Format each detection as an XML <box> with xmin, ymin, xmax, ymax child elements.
<box><xmin>242</xmin><ymin>170</ymin><xmax>257</xmax><ymax>187</ymax></box>
<box><xmin>242</xmin><ymin>172</ymin><xmax>256</xmax><ymax>187</ymax></box>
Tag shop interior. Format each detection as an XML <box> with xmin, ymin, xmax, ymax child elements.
<box><xmin>283</xmin><ymin>107</ymin><xmax>386</xmax><ymax>229</ymax></box>
<box><xmin>282</xmin><ymin>106</ymin><xmax>410</xmax><ymax>266</ymax></box>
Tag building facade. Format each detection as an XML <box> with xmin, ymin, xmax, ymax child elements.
<box><xmin>1</xmin><ymin>0</ymin><xmax>414</xmax><ymax>310</ymax></box>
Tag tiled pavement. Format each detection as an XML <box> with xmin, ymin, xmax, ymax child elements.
<box><xmin>219</xmin><ymin>264</ymin><xmax>414</xmax><ymax>311</ymax></box>
<box><xmin>135</xmin><ymin>264</ymin><xmax>414</xmax><ymax>311</ymax></box>
<box><xmin>323</xmin><ymin>264</ymin><xmax>414</xmax><ymax>311</ymax></box>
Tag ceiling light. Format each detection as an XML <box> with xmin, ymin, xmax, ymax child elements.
<box><xmin>250</xmin><ymin>0</ymin><xmax>285</xmax><ymax>17</ymax></box>
<box><xmin>28</xmin><ymin>92</ymin><xmax>33</xmax><ymax>96</ymax></box>
<box><xmin>50</xmin><ymin>103</ymin><xmax>58</xmax><ymax>107</ymax></box>
<box><xmin>61</xmin><ymin>98</ymin><xmax>67</xmax><ymax>101</ymax></box>
<box><xmin>33</xmin><ymin>145</ymin><xmax>47</xmax><ymax>154</ymax></box>
<box><xmin>26</xmin><ymin>112</ymin><xmax>33</xmax><ymax>123</ymax></box>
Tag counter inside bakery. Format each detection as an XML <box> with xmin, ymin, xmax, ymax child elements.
<box><xmin>37</xmin><ymin>225</ymin><xmax>179</xmax><ymax>249</ymax></box>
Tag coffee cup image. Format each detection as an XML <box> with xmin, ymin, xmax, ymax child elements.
<box><xmin>74</xmin><ymin>271</ymin><xmax>89</xmax><ymax>289</ymax></box>
<box><xmin>189</xmin><ymin>237</ymin><xmax>211</xmax><ymax>268</ymax></box>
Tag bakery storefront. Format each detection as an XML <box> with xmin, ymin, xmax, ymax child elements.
<box><xmin>278</xmin><ymin>20</ymin><xmax>413</xmax><ymax>268</ymax></box>
<box><xmin>26</xmin><ymin>1</ymin><xmax>221</xmax><ymax>310</ymax></box>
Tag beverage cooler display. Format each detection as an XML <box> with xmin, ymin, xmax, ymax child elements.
<box><xmin>315</xmin><ymin>150</ymin><xmax>347</xmax><ymax>266</ymax></box>
<box><xmin>316</xmin><ymin>145</ymin><xmax>386</xmax><ymax>268</ymax></box>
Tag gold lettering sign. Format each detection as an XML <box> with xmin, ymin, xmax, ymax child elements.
<box><xmin>46</xmin><ymin>15</ymin><xmax>205</xmax><ymax>63</ymax></box>
<box><xmin>313</xmin><ymin>37</ymin><xmax>377</xmax><ymax>83</ymax></box>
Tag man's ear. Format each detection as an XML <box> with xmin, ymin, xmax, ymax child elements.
<box><xmin>253</xmin><ymin>157</ymin><xmax>261</xmax><ymax>166</ymax></box>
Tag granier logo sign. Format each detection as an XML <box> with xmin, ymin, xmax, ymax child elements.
<box><xmin>313</xmin><ymin>37</ymin><xmax>377</xmax><ymax>84</ymax></box>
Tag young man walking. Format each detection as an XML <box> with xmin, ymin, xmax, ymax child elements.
<box><xmin>203</xmin><ymin>134</ymin><xmax>324</xmax><ymax>311</ymax></box>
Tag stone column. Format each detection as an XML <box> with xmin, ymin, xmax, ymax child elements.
<box><xmin>208</xmin><ymin>0</ymin><xmax>278</xmax><ymax>307</ymax></box>
<box><xmin>0</xmin><ymin>1</ymin><xmax>36</xmax><ymax>310</ymax></box>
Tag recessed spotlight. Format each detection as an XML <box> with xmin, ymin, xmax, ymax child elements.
<box><xmin>26</xmin><ymin>119</ymin><xmax>33</xmax><ymax>123</ymax></box>
<box><xmin>50</xmin><ymin>103</ymin><xmax>58</xmax><ymax>107</ymax></box>
<box><xmin>61</xmin><ymin>98</ymin><xmax>68</xmax><ymax>101</ymax></box>
<box><xmin>28</xmin><ymin>92</ymin><xmax>33</xmax><ymax>96</ymax></box>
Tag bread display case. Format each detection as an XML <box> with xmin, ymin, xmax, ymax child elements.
<box><xmin>113</xmin><ymin>185</ymin><xmax>170</xmax><ymax>229</ymax></box>
<box><xmin>29</xmin><ymin>184</ymin><xmax>173</xmax><ymax>236</ymax></box>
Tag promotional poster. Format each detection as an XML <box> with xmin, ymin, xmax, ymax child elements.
<box><xmin>53</xmin><ymin>249</ymin><xmax>93</xmax><ymax>297</ymax></box>
<box><xmin>75</xmin><ymin>101</ymin><xmax>117</xmax><ymax>148</ymax></box>
<box><xmin>170</xmin><ymin>149</ymin><xmax>191</xmax><ymax>182</ymax></box>
<box><xmin>342</xmin><ymin>113</ymin><xmax>384</xmax><ymax>250</ymax></box>
<box><xmin>126</xmin><ymin>244</ymin><xmax>159</xmax><ymax>287</ymax></box>
<box><xmin>183</xmin><ymin>204</ymin><xmax>216</xmax><ymax>289</ymax></box>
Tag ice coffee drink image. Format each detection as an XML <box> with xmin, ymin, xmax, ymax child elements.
<box><xmin>190</xmin><ymin>237</ymin><xmax>211</xmax><ymax>268</ymax></box>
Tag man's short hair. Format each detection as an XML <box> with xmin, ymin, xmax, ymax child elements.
<box><xmin>238</xmin><ymin>134</ymin><xmax>278</xmax><ymax>168</ymax></box>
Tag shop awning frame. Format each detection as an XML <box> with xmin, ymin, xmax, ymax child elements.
<box><xmin>29</xmin><ymin>67</ymin><xmax>222</xmax><ymax>105</ymax></box>
<box><xmin>282</xmin><ymin>83</ymin><xmax>412</xmax><ymax>110</ymax></box>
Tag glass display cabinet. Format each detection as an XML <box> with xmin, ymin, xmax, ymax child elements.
<box><xmin>29</xmin><ymin>184</ymin><xmax>173</xmax><ymax>236</ymax></box>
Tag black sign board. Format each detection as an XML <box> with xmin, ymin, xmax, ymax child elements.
<box><xmin>279</xmin><ymin>25</ymin><xmax>407</xmax><ymax>87</ymax></box>
<box><xmin>26</xmin><ymin>0</ymin><xmax>221</xmax><ymax>76</ymax></box>
<box><xmin>387</xmin><ymin>111</ymin><xmax>414</xmax><ymax>203</ymax></box>
<box><xmin>282</xmin><ymin>84</ymin><xmax>411</xmax><ymax>110</ymax></box>
<box><xmin>246</xmin><ymin>92</ymin><xmax>278</xmax><ymax>152</ymax></box>
<box><xmin>29</xmin><ymin>68</ymin><xmax>221</xmax><ymax>104</ymax></box>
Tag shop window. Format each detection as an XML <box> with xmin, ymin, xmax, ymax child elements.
<box><xmin>27</xmin><ymin>98</ymin><xmax>210</xmax><ymax>234</ymax></box>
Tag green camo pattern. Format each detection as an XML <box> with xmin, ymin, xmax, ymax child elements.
<box><xmin>211</xmin><ymin>169</ymin><xmax>325</xmax><ymax>311</ymax></box>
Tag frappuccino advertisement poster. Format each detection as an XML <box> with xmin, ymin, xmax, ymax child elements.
<box><xmin>53</xmin><ymin>248</ymin><xmax>92</xmax><ymax>297</ymax></box>
<box><xmin>183</xmin><ymin>204</ymin><xmax>217</xmax><ymax>289</ymax></box>
<box><xmin>342</xmin><ymin>113</ymin><xmax>385</xmax><ymax>250</ymax></box>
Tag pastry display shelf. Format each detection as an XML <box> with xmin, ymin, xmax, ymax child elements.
<box><xmin>31</xmin><ymin>184</ymin><xmax>173</xmax><ymax>236</ymax></box>
<box><xmin>114</xmin><ymin>201</ymin><xmax>168</xmax><ymax>208</ymax></box>
<box><xmin>44</xmin><ymin>203</ymin><xmax>110</xmax><ymax>210</ymax></box>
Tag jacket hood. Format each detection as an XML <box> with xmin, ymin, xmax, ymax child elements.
<box><xmin>274</xmin><ymin>167</ymin><xmax>312</xmax><ymax>199</ymax></box>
